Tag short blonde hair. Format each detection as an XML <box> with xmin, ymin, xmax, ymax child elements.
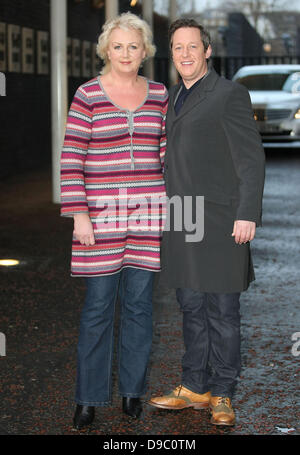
<box><xmin>96</xmin><ymin>12</ymin><xmax>156</xmax><ymax>75</ymax></box>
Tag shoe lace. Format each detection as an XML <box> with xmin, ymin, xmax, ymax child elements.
<box><xmin>216</xmin><ymin>397</ymin><xmax>231</xmax><ymax>407</ymax></box>
<box><xmin>174</xmin><ymin>385</ymin><xmax>183</xmax><ymax>396</ymax></box>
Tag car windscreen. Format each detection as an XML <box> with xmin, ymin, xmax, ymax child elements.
<box><xmin>234</xmin><ymin>73</ymin><xmax>290</xmax><ymax>90</ymax></box>
<box><xmin>282</xmin><ymin>72</ymin><xmax>300</xmax><ymax>93</ymax></box>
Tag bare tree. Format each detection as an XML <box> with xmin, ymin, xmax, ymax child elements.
<box><xmin>154</xmin><ymin>0</ymin><xmax>195</xmax><ymax>17</ymax></box>
<box><xmin>216</xmin><ymin>0</ymin><xmax>288</xmax><ymax>30</ymax></box>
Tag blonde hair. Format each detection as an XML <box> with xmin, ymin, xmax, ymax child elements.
<box><xmin>96</xmin><ymin>12</ymin><xmax>156</xmax><ymax>75</ymax></box>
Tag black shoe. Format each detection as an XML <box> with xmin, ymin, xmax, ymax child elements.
<box><xmin>122</xmin><ymin>397</ymin><xmax>142</xmax><ymax>418</ymax></box>
<box><xmin>73</xmin><ymin>405</ymin><xmax>95</xmax><ymax>429</ymax></box>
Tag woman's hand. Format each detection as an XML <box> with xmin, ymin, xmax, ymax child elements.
<box><xmin>73</xmin><ymin>213</ymin><xmax>95</xmax><ymax>246</ymax></box>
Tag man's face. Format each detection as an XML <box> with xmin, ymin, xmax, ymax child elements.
<box><xmin>171</xmin><ymin>27</ymin><xmax>212</xmax><ymax>87</ymax></box>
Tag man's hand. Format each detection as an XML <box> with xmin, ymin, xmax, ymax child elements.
<box><xmin>73</xmin><ymin>213</ymin><xmax>95</xmax><ymax>246</ymax></box>
<box><xmin>232</xmin><ymin>220</ymin><xmax>256</xmax><ymax>244</ymax></box>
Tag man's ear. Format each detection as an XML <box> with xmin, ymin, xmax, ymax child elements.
<box><xmin>205</xmin><ymin>45</ymin><xmax>212</xmax><ymax>59</ymax></box>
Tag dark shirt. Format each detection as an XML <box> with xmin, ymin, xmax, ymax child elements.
<box><xmin>174</xmin><ymin>74</ymin><xmax>206</xmax><ymax>115</ymax></box>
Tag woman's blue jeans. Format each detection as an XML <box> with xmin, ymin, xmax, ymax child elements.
<box><xmin>75</xmin><ymin>268</ymin><xmax>154</xmax><ymax>406</ymax></box>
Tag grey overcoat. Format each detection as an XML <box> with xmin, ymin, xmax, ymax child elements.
<box><xmin>160</xmin><ymin>68</ymin><xmax>265</xmax><ymax>293</ymax></box>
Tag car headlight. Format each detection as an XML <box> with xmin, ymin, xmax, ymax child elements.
<box><xmin>294</xmin><ymin>108</ymin><xmax>300</xmax><ymax>119</ymax></box>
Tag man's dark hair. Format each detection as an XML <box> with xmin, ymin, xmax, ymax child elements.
<box><xmin>168</xmin><ymin>18</ymin><xmax>211</xmax><ymax>51</ymax></box>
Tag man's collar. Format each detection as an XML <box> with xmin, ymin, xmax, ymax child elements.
<box><xmin>180</xmin><ymin>69</ymin><xmax>211</xmax><ymax>92</ymax></box>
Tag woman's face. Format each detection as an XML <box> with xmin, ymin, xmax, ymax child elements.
<box><xmin>107</xmin><ymin>27</ymin><xmax>146</xmax><ymax>75</ymax></box>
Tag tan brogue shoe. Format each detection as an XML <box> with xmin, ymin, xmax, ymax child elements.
<box><xmin>148</xmin><ymin>385</ymin><xmax>211</xmax><ymax>410</ymax></box>
<box><xmin>209</xmin><ymin>396</ymin><xmax>235</xmax><ymax>426</ymax></box>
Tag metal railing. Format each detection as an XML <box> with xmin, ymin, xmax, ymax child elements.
<box><xmin>212</xmin><ymin>55</ymin><xmax>300</xmax><ymax>80</ymax></box>
<box><xmin>154</xmin><ymin>55</ymin><xmax>300</xmax><ymax>86</ymax></box>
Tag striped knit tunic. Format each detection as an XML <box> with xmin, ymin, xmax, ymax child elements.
<box><xmin>60</xmin><ymin>77</ymin><xmax>168</xmax><ymax>277</ymax></box>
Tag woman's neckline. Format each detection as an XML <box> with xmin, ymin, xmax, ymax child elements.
<box><xmin>97</xmin><ymin>76</ymin><xmax>149</xmax><ymax>113</ymax></box>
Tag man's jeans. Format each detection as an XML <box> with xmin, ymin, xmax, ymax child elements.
<box><xmin>75</xmin><ymin>268</ymin><xmax>154</xmax><ymax>406</ymax></box>
<box><xmin>176</xmin><ymin>288</ymin><xmax>241</xmax><ymax>399</ymax></box>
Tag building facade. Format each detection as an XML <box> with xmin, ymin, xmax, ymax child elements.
<box><xmin>0</xmin><ymin>0</ymin><xmax>168</xmax><ymax>179</ymax></box>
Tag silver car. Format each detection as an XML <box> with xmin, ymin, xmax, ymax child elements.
<box><xmin>232</xmin><ymin>65</ymin><xmax>300</xmax><ymax>142</ymax></box>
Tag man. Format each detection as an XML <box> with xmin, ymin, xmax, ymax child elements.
<box><xmin>148</xmin><ymin>19</ymin><xmax>265</xmax><ymax>426</ymax></box>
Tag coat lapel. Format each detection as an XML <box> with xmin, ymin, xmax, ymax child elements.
<box><xmin>170</xmin><ymin>68</ymin><xmax>220</xmax><ymax>125</ymax></box>
<box><xmin>166</xmin><ymin>84</ymin><xmax>181</xmax><ymax>126</ymax></box>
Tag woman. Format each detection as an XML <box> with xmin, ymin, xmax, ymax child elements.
<box><xmin>60</xmin><ymin>12</ymin><xmax>168</xmax><ymax>429</ymax></box>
